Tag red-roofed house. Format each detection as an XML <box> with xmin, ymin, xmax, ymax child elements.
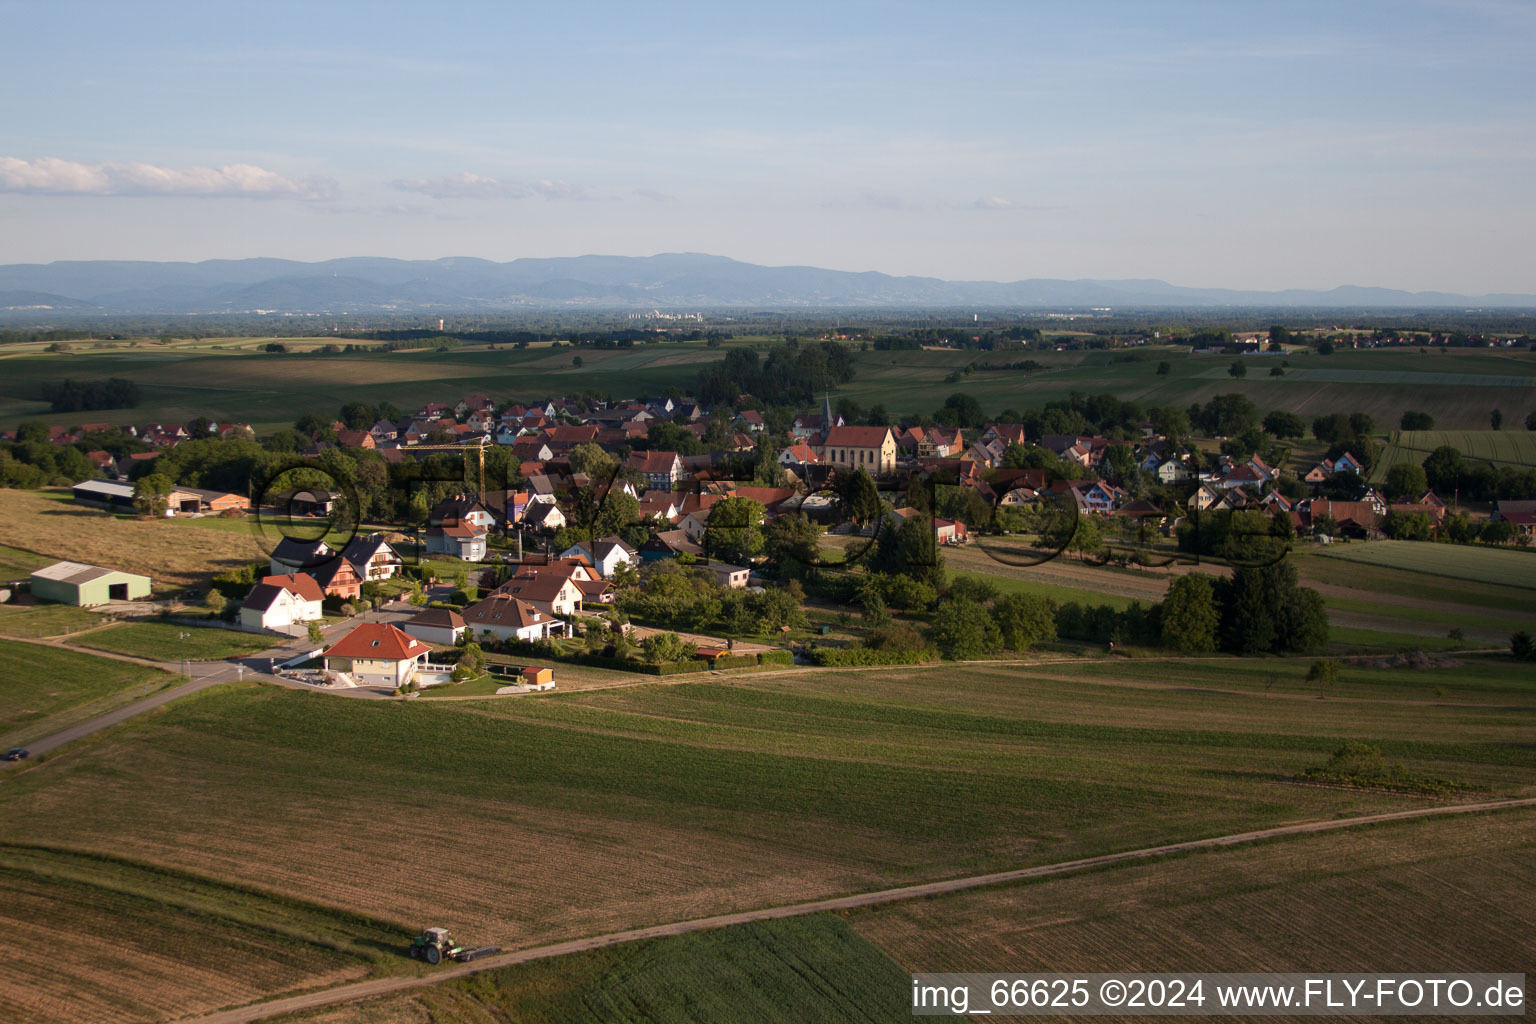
<box><xmin>239</xmin><ymin>573</ymin><xmax>325</xmax><ymax>632</ymax></box>
<box><xmin>322</xmin><ymin>623</ymin><xmax>430</xmax><ymax>688</ymax></box>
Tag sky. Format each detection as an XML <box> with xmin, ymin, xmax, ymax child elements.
<box><xmin>1</xmin><ymin>0</ymin><xmax>1533</xmax><ymax>293</ymax></box>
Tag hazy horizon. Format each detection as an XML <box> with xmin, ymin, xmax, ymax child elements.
<box><xmin>3</xmin><ymin>1</ymin><xmax>1533</xmax><ymax>294</ymax></box>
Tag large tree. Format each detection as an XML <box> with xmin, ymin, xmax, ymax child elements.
<box><xmin>925</xmin><ymin>596</ymin><xmax>1001</xmax><ymax>659</ymax></box>
<box><xmin>133</xmin><ymin>473</ymin><xmax>174</xmax><ymax>517</ymax></box>
<box><xmin>1159</xmin><ymin>574</ymin><xmax>1219</xmax><ymax>653</ymax></box>
<box><xmin>1383</xmin><ymin>462</ymin><xmax>1427</xmax><ymax>500</ymax></box>
<box><xmin>701</xmin><ymin>496</ymin><xmax>767</xmax><ymax>565</ymax></box>
<box><xmin>762</xmin><ymin>512</ymin><xmax>822</xmax><ymax>579</ymax></box>
<box><xmin>992</xmin><ymin>593</ymin><xmax>1057</xmax><ymax>651</ymax></box>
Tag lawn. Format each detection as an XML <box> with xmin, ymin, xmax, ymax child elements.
<box><xmin>0</xmin><ymin>638</ymin><xmax>175</xmax><ymax>748</ymax></box>
<box><xmin>290</xmin><ymin>914</ymin><xmax>909</xmax><ymax>1024</ymax></box>
<box><xmin>75</xmin><ymin>621</ymin><xmax>281</xmax><ymax>661</ymax></box>
<box><xmin>852</xmin><ymin>807</ymin><xmax>1536</xmax><ymax>976</ymax></box>
<box><xmin>1312</xmin><ymin>539</ymin><xmax>1536</xmax><ymax>589</ymax></box>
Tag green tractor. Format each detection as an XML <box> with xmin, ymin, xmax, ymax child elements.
<box><xmin>409</xmin><ymin>926</ymin><xmax>500</xmax><ymax>965</ymax></box>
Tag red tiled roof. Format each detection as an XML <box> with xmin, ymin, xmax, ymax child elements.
<box><xmin>323</xmin><ymin>623</ymin><xmax>427</xmax><ymax>661</ymax></box>
<box><xmin>629</xmin><ymin>450</ymin><xmax>682</xmax><ymax>473</ymax></box>
<box><xmin>259</xmin><ymin>573</ymin><xmax>325</xmax><ymax>602</ymax></box>
<box><xmin>822</xmin><ymin>426</ymin><xmax>892</xmax><ymax>448</ymax></box>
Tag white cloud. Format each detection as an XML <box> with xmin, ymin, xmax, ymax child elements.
<box><xmin>390</xmin><ymin>172</ymin><xmax>593</xmax><ymax>201</ymax></box>
<box><xmin>0</xmin><ymin>156</ymin><xmax>336</xmax><ymax>199</ymax></box>
<box><xmin>970</xmin><ymin>196</ymin><xmax>1017</xmax><ymax>210</ymax></box>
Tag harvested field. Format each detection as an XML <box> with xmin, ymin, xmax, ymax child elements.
<box><xmin>0</xmin><ymin>639</ymin><xmax>175</xmax><ymax>748</ymax></box>
<box><xmin>0</xmin><ymin>488</ymin><xmax>266</xmax><ymax>587</ymax></box>
<box><xmin>0</xmin><ymin>846</ymin><xmax>404</xmax><ymax>1024</ymax></box>
<box><xmin>5</xmin><ymin>663</ymin><xmax>1531</xmax><ymax>960</ymax></box>
<box><xmin>852</xmin><ymin>807</ymin><xmax>1536</xmax><ymax>978</ymax></box>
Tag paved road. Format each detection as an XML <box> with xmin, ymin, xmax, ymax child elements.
<box><xmin>178</xmin><ymin>797</ymin><xmax>1536</xmax><ymax>1024</ymax></box>
<box><xmin>2</xmin><ymin>672</ymin><xmax>234</xmax><ymax>764</ymax></box>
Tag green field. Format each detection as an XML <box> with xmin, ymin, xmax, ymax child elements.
<box><xmin>1373</xmin><ymin>429</ymin><xmax>1536</xmax><ymax>482</ymax></box>
<box><xmin>1312</xmin><ymin>539</ymin><xmax>1536</xmax><ymax>589</ymax></box>
<box><xmin>1065</xmin><ymin>651</ymin><xmax>1535</xmax><ymax>705</ymax></box>
<box><xmin>1202</xmin><ymin>367</ymin><xmax>1535</xmax><ymax>387</ymax></box>
<box><xmin>0</xmin><ymin>342</ymin><xmax>737</xmax><ymax>433</ymax></box>
<box><xmin>76</xmin><ymin>621</ymin><xmax>280</xmax><ymax>661</ymax></box>
<box><xmin>3</xmin><ymin>341</ymin><xmax>1533</xmax><ymax>433</ymax></box>
<box><xmin>0</xmin><ymin>639</ymin><xmax>175</xmax><ymax>748</ymax></box>
<box><xmin>1295</xmin><ymin>550</ymin><xmax>1536</xmax><ymax>617</ymax></box>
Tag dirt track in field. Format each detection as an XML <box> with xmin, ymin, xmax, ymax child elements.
<box><xmin>177</xmin><ymin>798</ymin><xmax>1536</xmax><ymax>1024</ymax></box>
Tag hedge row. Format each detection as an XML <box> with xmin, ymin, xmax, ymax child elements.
<box><xmin>803</xmin><ymin>646</ymin><xmax>935</xmax><ymax>667</ymax></box>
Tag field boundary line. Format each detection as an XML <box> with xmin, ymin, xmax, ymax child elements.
<box><xmin>176</xmin><ymin>797</ymin><xmax>1536</xmax><ymax>1024</ymax></box>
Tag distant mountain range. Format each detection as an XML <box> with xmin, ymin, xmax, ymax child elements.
<box><xmin>0</xmin><ymin>253</ymin><xmax>1532</xmax><ymax>315</ymax></box>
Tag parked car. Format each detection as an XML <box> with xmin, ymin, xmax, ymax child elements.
<box><xmin>3</xmin><ymin>748</ymin><xmax>29</xmax><ymax>761</ymax></box>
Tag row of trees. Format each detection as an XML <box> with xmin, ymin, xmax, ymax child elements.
<box><xmin>41</xmin><ymin>377</ymin><xmax>142</xmax><ymax>413</ymax></box>
<box><xmin>694</xmin><ymin>340</ymin><xmax>855</xmax><ymax>406</ymax></box>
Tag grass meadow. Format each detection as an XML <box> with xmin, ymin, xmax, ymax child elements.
<box><xmin>76</xmin><ymin>621</ymin><xmax>279</xmax><ymax>661</ymax></box>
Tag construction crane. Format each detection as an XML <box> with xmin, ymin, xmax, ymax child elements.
<box><xmin>400</xmin><ymin>437</ymin><xmax>491</xmax><ymax>495</ymax></box>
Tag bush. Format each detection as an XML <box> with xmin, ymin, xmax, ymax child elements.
<box><xmin>1512</xmin><ymin>631</ymin><xmax>1536</xmax><ymax>662</ymax></box>
<box><xmin>864</xmin><ymin>622</ymin><xmax>927</xmax><ymax>653</ymax></box>
<box><xmin>757</xmin><ymin>649</ymin><xmax>794</xmax><ymax>667</ymax></box>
